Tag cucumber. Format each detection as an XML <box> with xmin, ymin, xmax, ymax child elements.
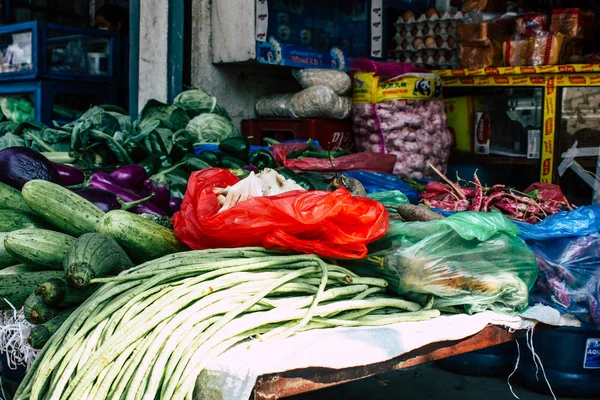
<box><xmin>36</xmin><ymin>278</ymin><xmax>98</xmax><ymax>307</ymax></box>
<box><xmin>23</xmin><ymin>293</ymin><xmax>58</xmax><ymax>324</ymax></box>
<box><xmin>0</xmin><ymin>265</ymin><xmax>63</xmax><ymax>309</ymax></box>
<box><xmin>98</xmin><ymin>210</ymin><xmax>188</xmax><ymax>263</ymax></box>
<box><xmin>0</xmin><ymin>210</ymin><xmax>48</xmax><ymax>232</ymax></box>
<box><xmin>4</xmin><ymin>229</ymin><xmax>75</xmax><ymax>270</ymax></box>
<box><xmin>0</xmin><ymin>232</ymin><xmax>19</xmax><ymax>270</ymax></box>
<box><xmin>21</xmin><ymin>179</ymin><xmax>105</xmax><ymax>236</ymax></box>
<box><xmin>0</xmin><ymin>182</ymin><xmax>33</xmax><ymax>213</ymax></box>
<box><xmin>64</xmin><ymin>233</ymin><xmax>134</xmax><ymax>288</ymax></box>
<box><xmin>28</xmin><ymin>309</ymin><xmax>73</xmax><ymax>349</ymax></box>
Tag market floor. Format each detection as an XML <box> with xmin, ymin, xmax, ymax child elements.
<box><xmin>290</xmin><ymin>363</ymin><xmax>596</xmax><ymax>400</ymax></box>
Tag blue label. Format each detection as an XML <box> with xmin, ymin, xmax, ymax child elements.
<box><xmin>583</xmin><ymin>338</ymin><xmax>600</xmax><ymax>369</ymax></box>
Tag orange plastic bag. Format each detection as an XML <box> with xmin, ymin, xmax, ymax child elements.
<box><xmin>172</xmin><ymin>168</ymin><xmax>389</xmax><ymax>259</ymax></box>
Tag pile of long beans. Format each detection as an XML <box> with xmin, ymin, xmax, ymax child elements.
<box><xmin>15</xmin><ymin>248</ymin><xmax>440</xmax><ymax>400</ymax></box>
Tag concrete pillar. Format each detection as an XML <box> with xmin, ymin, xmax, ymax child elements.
<box><xmin>138</xmin><ymin>0</ymin><xmax>170</xmax><ymax>107</ymax></box>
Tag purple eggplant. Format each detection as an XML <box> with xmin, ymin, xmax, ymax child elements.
<box><xmin>109</xmin><ymin>165</ymin><xmax>148</xmax><ymax>191</ymax></box>
<box><xmin>76</xmin><ymin>188</ymin><xmax>161</xmax><ymax>214</ymax></box>
<box><xmin>0</xmin><ymin>147</ymin><xmax>61</xmax><ymax>189</ymax></box>
<box><xmin>52</xmin><ymin>163</ymin><xmax>84</xmax><ymax>186</ymax></box>
<box><xmin>142</xmin><ymin>179</ymin><xmax>170</xmax><ymax>212</ymax></box>
<box><xmin>169</xmin><ymin>196</ymin><xmax>183</xmax><ymax>215</ymax></box>
<box><xmin>88</xmin><ymin>174</ymin><xmax>167</xmax><ymax>216</ymax></box>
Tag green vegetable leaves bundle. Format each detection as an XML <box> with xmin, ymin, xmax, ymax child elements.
<box><xmin>0</xmin><ymin>86</ymin><xmax>236</xmax><ymax>169</ymax></box>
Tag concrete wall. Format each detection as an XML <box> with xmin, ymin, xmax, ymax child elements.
<box><xmin>190</xmin><ymin>0</ymin><xmax>299</xmax><ymax>129</ymax></box>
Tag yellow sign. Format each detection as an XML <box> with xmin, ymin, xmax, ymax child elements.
<box><xmin>540</xmin><ymin>77</ymin><xmax>557</xmax><ymax>183</ymax></box>
<box><xmin>352</xmin><ymin>72</ymin><xmax>442</xmax><ymax>103</ymax></box>
<box><xmin>434</xmin><ymin>64</ymin><xmax>600</xmax><ymax>77</ymax></box>
<box><xmin>441</xmin><ymin>75</ymin><xmax>547</xmax><ymax>87</ymax></box>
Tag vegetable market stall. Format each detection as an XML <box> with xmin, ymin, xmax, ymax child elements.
<box><xmin>251</xmin><ymin>324</ymin><xmax>533</xmax><ymax>400</ymax></box>
<box><xmin>192</xmin><ymin>307</ymin><xmax>578</xmax><ymax>400</ymax></box>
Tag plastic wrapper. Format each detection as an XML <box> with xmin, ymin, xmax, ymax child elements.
<box><xmin>292</xmin><ymin>69</ymin><xmax>352</xmax><ymax>96</ymax></box>
<box><xmin>344</xmin><ymin>211</ymin><xmax>538</xmax><ymax>315</ymax></box>
<box><xmin>550</xmin><ymin>8</ymin><xmax>583</xmax><ymax>39</ymax></box>
<box><xmin>515</xmin><ymin>206</ymin><xmax>600</xmax><ymax>325</ymax></box>
<box><xmin>367</xmin><ymin>190</ymin><xmax>410</xmax><ymax>212</ymax></box>
<box><xmin>255</xmin><ymin>94</ymin><xmax>296</xmax><ymax>118</ymax></box>
<box><xmin>291</xmin><ymin>85</ymin><xmax>350</xmax><ymax>119</ymax></box>
<box><xmin>502</xmin><ymin>38</ymin><xmax>529</xmax><ymax>67</ymax></box>
<box><xmin>517</xmin><ymin>13</ymin><xmax>547</xmax><ymax>38</ymax></box>
<box><xmin>270</xmin><ymin>142</ymin><xmax>397</xmax><ymax>173</ymax></box>
<box><xmin>255</xmin><ymin>87</ymin><xmax>351</xmax><ymax>120</ymax></box>
<box><xmin>351</xmin><ymin>62</ymin><xmax>452</xmax><ymax>179</ymax></box>
<box><xmin>527</xmin><ymin>32</ymin><xmax>564</xmax><ymax>66</ymax></box>
<box><xmin>342</xmin><ymin>170</ymin><xmax>420</xmax><ymax>203</ymax></box>
<box><xmin>172</xmin><ymin>168</ymin><xmax>389</xmax><ymax>259</ymax></box>
<box><xmin>459</xmin><ymin>43</ymin><xmax>494</xmax><ymax>69</ymax></box>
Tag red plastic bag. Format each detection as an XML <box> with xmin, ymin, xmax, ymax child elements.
<box><xmin>172</xmin><ymin>168</ymin><xmax>389</xmax><ymax>259</ymax></box>
<box><xmin>524</xmin><ymin>182</ymin><xmax>570</xmax><ymax>204</ymax></box>
<box><xmin>271</xmin><ymin>143</ymin><xmax>397</xmax><ymax>173</ymax></box>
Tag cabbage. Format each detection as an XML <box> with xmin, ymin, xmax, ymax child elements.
<box><xmin>186</xmin><ymin>113</ymin><xmax>239</xmax><ymax>144</ymax></box>
<box><xmin>174</xmin><ymin>88</ymin><xmax>232</xmax><ymax>120</ymax></box>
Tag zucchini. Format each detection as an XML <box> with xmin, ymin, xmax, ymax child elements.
<box><xmin>0</xmin><ymin>265</ymin><xmax>63</xmax><ymax>309</ymax></box>
<box><xmin>0</xmin><ymin>210</ymin><xmax>48</xmax><ymax>232</ymax></box>
<box><xmin>21</xmin><ymin>179</ymin><xmax>105</xmax><ymax>236</ymax></box>
<box><xmin>64</xmin><ymin>233</ymin><xmax>134</xmax><ymax>288</ymax></box>
<box><xmin>23</xmin><ymin>293</ymin><xmax>58</xmax><ymax>324</ymax></box>
<box><xmin>4</xmin><ymin>229</ymin><xmax>75</xmax><ymax>270</ymax></box>
<box><xmin>98</xmin><ymin>210</ymin><xmax>188</xmax><ymax>263</ymax></box>
<box><xmin>28</xmin><ymin>309</ymin><xmax>73</xmax><ymax>349</ymax></box>
<box><xmin>36</xmin><ymin>278</ymin><xmax>98</xmax><ymax>307</ymax></box>
<box><xmin>0</xmin><ymin>232</ymin><xmax>18</xmax><ymax>270</ymax></box>
<box><xmin>0</xmin><ymin>181</ymin><xmax>33</xmax><ymax>213</ymax></box>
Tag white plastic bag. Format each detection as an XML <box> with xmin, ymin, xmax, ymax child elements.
<box><xmin>293</xmin><ymin>69</ymin><xmax>352</xmax><ymax>95</ymax></box>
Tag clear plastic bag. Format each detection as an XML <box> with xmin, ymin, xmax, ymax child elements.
<box><xmin>345</xmin><ymin>211</ymin><xmax>538</xmax><ymax>315</ymax></box>
<box><xmin>255</xmin><ymin>94</ymin><xmax>297</xmax><ymax>118</ymax></box>
<box><xmin>292</xmin><ymin>69</ymin><xmax>352</xmax><ymax>96</ymax></box>
<box><xmin>291</xmin><ymin>86</ymin><xmax>350</xmax><ymax>119</ymax></box>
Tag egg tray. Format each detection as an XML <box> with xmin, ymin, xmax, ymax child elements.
<box><xmin>392</xmin><ymin>52</ymin><xmax>460</xmax><ymax>70</ymax></box>
<box><xmin>394</xmin><ymin>40</ymin><xmax>458</xmax><ymax>52</ymax></box>
<box><xmin>394</xmin><ymin>25</ymin><xmax>457</xmax><ymax>42</ymax></box>
<box><xmin>394</xmin><ymin>11</ymin><xmax>465</xmax><ymax>26</ymax></box>
<box><xmin>394</xmin><ymin>31</ymin><xmax>456</xmax><ymax>46</ymax></box>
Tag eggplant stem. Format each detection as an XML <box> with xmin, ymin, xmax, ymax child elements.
<box><xmin>117</xmin><ymin>193</ymin><xmax>155</xmax><ymax>211</ymax></box>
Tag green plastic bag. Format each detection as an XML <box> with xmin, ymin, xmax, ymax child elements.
<box><xmin>346</xmin><ymin>211</ymin><xmax>538</xmax><ymax>315</ymax></box>
<box><xmin>367</xmin><ymin>190</ymin><xmax>409</xmax><ymax>212</ymax></box>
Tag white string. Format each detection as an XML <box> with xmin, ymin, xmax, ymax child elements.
<box><xmin>507</xmin><ymin>339</ymin><xmax>521</xmax><ymax>399</ymax></box>
<box><xmin>0</xmin><ymin>299</ymin><xmax>39</xmax><ymax>371</ymax></box>
<box><xmin>0</xmin><ymin>376</ymin><xmax>7</xmax><ymax>400</ymax></box>
<box><xmin>526</xmin><ymin>328</ymin><xmax>540</xmax><ymax>380</ymax></box>
<box><xmin>527</xmin><ymin>328</ymin><xmax>557</xmax><ymax>400</ymax></box>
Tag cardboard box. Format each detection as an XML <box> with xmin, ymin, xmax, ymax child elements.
<box><xmin>444</xmin><ymin>96</ymin><xmax>474</xmax><ymax>152</ymax></box>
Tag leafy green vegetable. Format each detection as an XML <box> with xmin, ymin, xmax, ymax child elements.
<box><xmin>138</xmin><ymin>99</ymin><xmax>190</xmax><ymax>131</ymax></box>
<box><xmin>186</xmin><ymin>113</ymin><xmax>239</xmax><ymax>145</ymax></box>
<box><xmin>0</xmin><ymin>97</ymin><xmax>35</xmax><ymax>123</ymax></box>
<box><xmin>173</xmin><ymin>88</ymin><xmax>231</xmax><ymax>120</ymax></box>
